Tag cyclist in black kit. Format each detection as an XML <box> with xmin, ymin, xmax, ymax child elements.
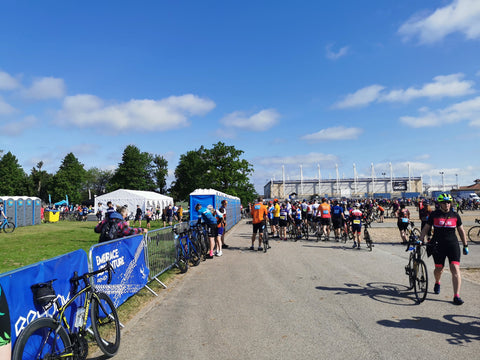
<box><xmin>419</xmin><ymin>193</ymin><xmax>468</xmax><ymax>305</ymax></box>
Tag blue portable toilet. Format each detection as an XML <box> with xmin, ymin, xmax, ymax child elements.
<box><xmin>34</xmin><ymin>198</ymin><xmax>42</xmax><ymax>225</ymax></box>
<box><xmin>16</xmin><ymin>198</ymin><xmax>25</xmax><ymax>227</ymax></box>
<box><xmin>25</xmin><ymin>198</ymin><xmax>34</xmax><ymax>226</ymax></box>
<box><xmin>5</xmin><ymin>198</ymin><xmax>15</xmax><ymax>225</ymax></box>
<box><xmin>189</xmin><ymin>188</ymin><xmax>241</xmax><ymax>231</ymax></box>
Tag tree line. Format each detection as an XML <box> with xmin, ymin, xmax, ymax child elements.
<box><xmin>0</xmin><ymin>142</ymin><xmax>257</xmax><ymax>205</ymax></box>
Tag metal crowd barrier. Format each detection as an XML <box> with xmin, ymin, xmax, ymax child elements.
<box><xmin>145</xmin><ymin>226</ymin><xmax>176</xmax><ymax>291</ymax></box>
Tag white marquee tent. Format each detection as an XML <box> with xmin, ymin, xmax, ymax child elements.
<box><xmin>94</xmin><ymin>189</ymin><xmax>173</xmax><ymax>218</ymax></box>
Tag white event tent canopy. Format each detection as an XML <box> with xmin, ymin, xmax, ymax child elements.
<box><xmin>94</xmin><ymin>189</ymin><xmax>173</xmax><ymax>218</ymax></box>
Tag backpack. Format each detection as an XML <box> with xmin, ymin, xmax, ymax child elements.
<box><xmin>99</xmin><ymin>218</ymin><xmax>122</xmax><ymax>243</ymax></box>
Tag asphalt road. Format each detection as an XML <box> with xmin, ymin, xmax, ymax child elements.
<box><xmin>111</xmin><ymin>220</ymin><xmax>480</xmax><ymax>360</ymax></box>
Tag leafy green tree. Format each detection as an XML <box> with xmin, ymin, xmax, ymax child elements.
<box><xmin>108</xmin><ymin>145</ymin><xmax>155</xmax><ymax>192</ymax></box>
<box><xmin>29</xmin><ymin>161</ymin><xmax>53</xmax><ymax>202</ymax></box>
<box><xmin>52</xmin><ymin>153</ymin><xmax>87</xmax><ymax>204</ymax></box>
<box><xmin>81</xmin><ymin>167</ymin><xmax>114</xmax><ymax>199</ymax></box>
<box><xmin>153</xmin><ymin>155</ymin><xmax>169</xmax><ymax>194</ymax></box>
<box><xmin>170</xmin><ymin>142</ymin><xmax>256</xmax><ymax>204</ymax></box>
<box><xmin>170</xmin><ymin>148</ymin><xmax>207</xmax><ymax>201</ymax></box>
<box><xmin>0</xmin><ymin>151</ymin><xmax>29</xmax><ymax>195</ymax></box>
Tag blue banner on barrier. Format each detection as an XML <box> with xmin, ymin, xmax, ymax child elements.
<box><xmin>0</xmin><ymin>249</ymin><xmax>89</xmax><ymax>352</ymax></box>
<box><xmin>90</xmin><ymin>234</ymin><xmax>149</xmax><ymax>308</ymax></box>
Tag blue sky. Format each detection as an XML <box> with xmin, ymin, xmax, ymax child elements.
<box><xmin>1</xmin><ymin>0</ymin><xmax>479</xmax><ymax>194</ymax></box>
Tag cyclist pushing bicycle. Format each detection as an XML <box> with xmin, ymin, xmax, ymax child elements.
<box><xmin>419</xmin><ymin>193</ymin><xmax>469</xmax><ymax>305</ymax></box>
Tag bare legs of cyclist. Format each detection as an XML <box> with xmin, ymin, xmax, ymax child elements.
<box><xmin>353</xmin><ymin>229</ymin><xmax>362</xmax><ymax>249</ymax></box>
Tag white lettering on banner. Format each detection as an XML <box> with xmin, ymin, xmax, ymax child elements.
<box><xmin>96</xmin><ymin>249</ymin><xmax>120</xmax><ymax>266</ymax></box>
<box><xmin>15</xmin><ymin>294</ymin><xmax>69</xmax><ymax>336</ymax></box>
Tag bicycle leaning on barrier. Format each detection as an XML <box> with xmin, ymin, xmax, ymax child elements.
<box><xmin>173</xmin><ymin>222</ymin><xmax>202</xmax><ymax>273</ymax></box>
<box><xmin>12</xmin><ymin>261</ymin><xmax>121</xmax><ymax>360</ymax></box>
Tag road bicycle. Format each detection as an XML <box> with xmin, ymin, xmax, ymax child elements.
<box><xmin>173</xmin><ymin>223</ymin><xmax>201</xmax><ymax>273</ymax></box>
<box><xmin>1</xmin><ymin>217</ymin><xmax>15</xmax><ymax>233</ymax></box>
<box><xmin>12</xmin><ymin>262</ymin><xmax>121</xmax><ymax>359</ymax></box>
<box><xmin>405</xmin><ymin>221</ymin><xmax>421</xmax><ymax>239</ymax></box>
<box><xmin>262</xmin><ymin>222</ymin><xmax>270</xmax><ymax>252</ymax></box>
<box><xmin>363</xmin><ymin>220</ymin><xmax>374</xmax><ymax>251</ymax></box>
<box><xmin>467</xmin><ymin>219</ymin><xmax>480</xmax><ymax>244</ymax></box>
<box><xmin>404</xmin><ymin>233</ymin><xmax>428</xmax><ymax>303</ymax></box>
<box><xmin>190</xmin><ymin>222</ymin><xmax>209</xmax><ymax>260</ymax></box>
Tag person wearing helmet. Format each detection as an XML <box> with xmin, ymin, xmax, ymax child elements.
<box><xmin>396</xmin><ymin>202</ymin><xmax>410</xmax><ymax>244</ymax></box>
<box><xmin>196</xmin><ymin>204</ymin><xmax>218</xmax><ymax>258</ymax></box>
<box><xmin>250</xmin><ymin>196</ymin><xmax>268</xmax><ymax>251</ymax></box>
<box><xmin>349</xmin><ymin>204</ymin><xmax>363</xmax><ymax>249</ymax></box>
<box><xmin>419</xmin><ymin>193</ymin><xmax>468</xmax><ymax>305</ymax></box>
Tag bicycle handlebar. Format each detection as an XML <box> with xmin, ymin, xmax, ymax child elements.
<box><xmin>71</xmin><ymin>261</ymin><xmax>115</xmax><ymax>289</ymax></box>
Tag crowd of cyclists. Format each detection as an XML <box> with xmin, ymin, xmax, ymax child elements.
<box><xmin>245</xmin><ymin>193</ymin><xmax>471</xmax><ymax>306</ymax></box>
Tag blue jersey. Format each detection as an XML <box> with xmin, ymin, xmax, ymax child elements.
<box><xmin>198</xmin><ymin>208</ymin><xmax>217</xmax><ymax>225</ymax></box>
<box><xmin>332</xmin><ymin>205</ymin><xmax>344</xmax><ymax>218</ymax></box>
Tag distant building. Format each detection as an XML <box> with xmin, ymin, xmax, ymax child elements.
<box><xmin>264</xmin><ymin>177</ymin><xmax>423</xmax><ymax>200</ymax></box>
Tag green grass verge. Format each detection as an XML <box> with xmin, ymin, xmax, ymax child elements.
<box><xmin>0</xmin><ymin>219</ymin><xmax>175</xmax><ymax>274</ymax></box>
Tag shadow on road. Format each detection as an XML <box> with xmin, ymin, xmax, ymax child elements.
<box><xmin>315</xmin><ymin>281</ymin><xmax>424</xmax><ymax>306</ymax></box>
<box><xmin>378</xmin><ymin>314</ymin><xmax>480</xmax><ymax>345</ymax></box>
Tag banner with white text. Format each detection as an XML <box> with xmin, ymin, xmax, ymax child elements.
<box><xmin>89</xmin><ymin>234</ymin><xmax>149</xmax><ymax>308</ymax></box>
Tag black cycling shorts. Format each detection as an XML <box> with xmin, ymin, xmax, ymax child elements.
<box><xmin>252</xmin><ymin>222</ymin><xmax>264</xmax><ymax>234</ymax></box>
<box><xmin>433</xmin><ymin>240</ymin><xmax>461</xmax><ymax>266</ymax></box>
<box><xmin>207</xmin><ymin>223</ymin><xmax>218</xmax><ymax>238</ymax></box>
<box><xmin>332</xmin><ymin>217</ymin><xmax>343</xmax><ymax>229</ymax></box>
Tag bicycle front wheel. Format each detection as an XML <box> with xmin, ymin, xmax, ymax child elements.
<box><xmin>467</xmin><ymin>226</ymin><xmax>480</xmax><ymax>244</ymax></box>
<box><xmin>91</xmin><ymin>292</ymin><xmax>121</xmax><ymax>357</ymax></box>
<box><xmin>12</xmin><ymin>317</ymin><xmax>72</xmax><ymax>360</ymax></box>
<box><xmin>3</xmin><ymin>221</ymin><xmax>15</xmax><ymax>233</ymax></box>
<box><xmin>413</xmin><ymin>259</ymin><xmax>428</xmax><ymax>303</ymax></box>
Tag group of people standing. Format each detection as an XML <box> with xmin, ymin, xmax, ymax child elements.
<box><xmin>195</xmin><ymin>200</ymin><xmax>229</xmax><ymax>258</ymax></box>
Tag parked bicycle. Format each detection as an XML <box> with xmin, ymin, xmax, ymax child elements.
<box><xmin>404</xmin><ymin>233</ymin><xmax>428</xmax><ymax>303</ymax></box>
<box><xmin>173</xmin><ymin>222</ymin><xmax>201</xmax><ymax>273</ymax></box>
<box><xmin>467</xmin><ymin>219</ymin><xmax>480</xmax><ymax>244</ymax></box>
<box><xmin>12</xmin><ymin>262</ymin><xmax>121</xmax><ymax>359</ymax></box>
<box><xmin>1</xmin><ymin>217</ymin><xmax>15</xmax><ymax>233</ymax></box>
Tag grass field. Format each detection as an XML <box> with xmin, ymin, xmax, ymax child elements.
<box><xmin>0</xmin><ymin>219</ymin><xmax>172</xmax><ymax>274</ymax></box>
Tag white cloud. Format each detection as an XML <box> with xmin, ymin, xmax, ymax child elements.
<box><xmin>21</xmin><ymin>77</ymin><xmax>66</xmax><ymax>99</ymax></box>
<box><xmin>333</xmin><ymin>85</ymin><xmax>385</xmax><ymax>109</ymax></box>
<box><xmin>326</xmin><ymin>44</ymin><xmax>349</xmax><ymax>60</ymax></box>
<box><xmin>220</xmin><ymin>109</ymin><xmax>279</xmax><ymax>131</ymax></box>
<box><xmin>398</xmin><ymin>0</ymin><xmax>480</xmax><ymax>44</ymax></box>
<box><xmin>400</xmin><ymin>95</ymin><xmax>480</xmax><ymax>127</ymax></box>
<box><xmin>56</xmin><ymin>93</ymin><xmax>216</xmax><ymax>132</ymax></box>
<box><xmin>0</xmin><ymin>115</ymin><xmax>37</xmax><ymax>135</ymax></box>
<box><xmin>0</xmin><ymin>71</ymin><xmax>21</xmax><ymax>91</ymax></box>
<box><xmin>301</xmin><ymin>126</ymin><xmax>363</xmax><ymax>141</ymax></box>
<box><xmin>334</xmin><ymin>73</ymin><xmax>475</xmax><ymax>109</ymax></box>
<box><xmin>381</xmin><ymin>74</ymin><xmax>474</xmax><ymax>102</ymax></box>
<box><xmin>0</xmin><ymin>95</ymin><xmax>15</xmax><ymax>114</ymax></box>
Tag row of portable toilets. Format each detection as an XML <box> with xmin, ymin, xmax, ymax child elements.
<box><xmin>0</xmin><ymin>196</ymin><xmax>42</xmax><ymax>227</ymax></box>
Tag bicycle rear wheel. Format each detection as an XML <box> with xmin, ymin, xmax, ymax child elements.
<box><xmin>262</xmin><ymin>226</ymin><xmax>269</xmax><ymax>252</ymax></box>
<box><xmin>413</xmin><ymin>259</ymin><xmax>428</xmax><ymax>303</ymax></box>
<box><xmin>467</xmin><ymin>226</ymin><xmax>480</xmax><ymax>244</ymax></box>
<box><xmin>12</xmin><ymin>317</ymin><xmax>72</xmax><ymax>360</ymax></box>
<box><xmin>175</xmin><ymin>245</ymin><xmax>188</xmax><ymax>273</ymax></box>
<box><xmin>91</xmin><ymin>292</ymin><xmax>121</xmax><ymax>357</ymax></box>
<box><xmin>3</xmin><ymin>221</ymin><xmax>15</xmax><ymax>233</ymax></box>
<box><xmin>189</xmin><ymin>240</ymin><xmax>201</xmax><ymax>266</ymax></box>
<box><xmin>302</xmin><ymin>226</ymin><xmax>309</xmax><ymax>240</ymax></box>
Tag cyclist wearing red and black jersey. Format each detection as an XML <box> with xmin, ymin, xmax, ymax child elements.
<box><xmin>420</xmin><ymin>193</ymin><xmax>468</xmax><ymax>305</ymax></box>
<box><xmin>396</xmin><ymin>203</ymin><xmax>410</xmax><ymax>244</ymax></box>
<box><xmin>350</xmin><ymin>205</ymin><xmax>363</xmax><ymax>249</ymax></box>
